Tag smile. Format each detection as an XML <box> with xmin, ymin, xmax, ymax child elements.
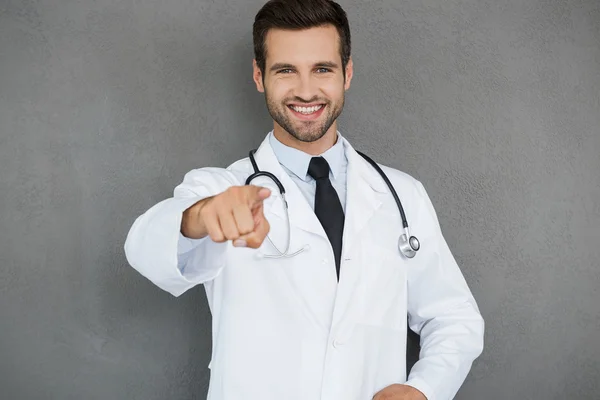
<box><xmin>288</xmin><ymin>104</ymin><xmax>325</xmax><ymax>115</ymax></box>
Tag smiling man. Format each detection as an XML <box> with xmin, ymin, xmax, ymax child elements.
<box><xmin>124</xmin><ymin>1</ymin><xmax>484</xmax><ymax>399</ymax></box>
<box><xmin>255</xmin><ymin>23</ymin><xmax>349</xmax><ymax>151</ymax></box>
<box><xmin>253</xmin><ymin>12</ymin><xmax>351</xmax><ymax>156</ymax></box>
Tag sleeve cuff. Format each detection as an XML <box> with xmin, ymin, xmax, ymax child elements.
<box><xmin>404</xmin><ymin>377</ymin><xmax>435</xmax><ymax>400</ymax></box>
<box><xmin>178</xmin><ymin>231</ymin><xmax>207</xmax><ymax>255</ymax></box>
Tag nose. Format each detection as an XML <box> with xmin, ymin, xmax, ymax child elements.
<box><xmin>294</xmin><ymin>74</ymin><xmax>318</xmax><ymax>102</ymax></box>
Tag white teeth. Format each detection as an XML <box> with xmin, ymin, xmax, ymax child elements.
<box><xmin>290</xmin><ymin>105</ymin><xmax>324</xmax><ymax>114</ymax></box>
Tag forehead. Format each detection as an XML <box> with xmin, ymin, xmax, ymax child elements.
<box><xmin>264</xmin><ymin>25</ymin><xmax>341</xmax><ymax>65</ymax></box>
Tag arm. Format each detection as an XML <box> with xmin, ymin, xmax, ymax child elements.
<box><xmin>123</xmin><ymin>167</ymin><xmax>236</xmax><ymax>297</ymax></box>
<box><xmin>403</xmin><ymin>181</ymin><xmax>485</xmax><ymax>400</ymax></box>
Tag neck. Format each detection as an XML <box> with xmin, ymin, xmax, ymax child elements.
<box><xmin>273</xmin><ymin>123</ymin><xmax>339</xmax><ymax>156</ymax></box>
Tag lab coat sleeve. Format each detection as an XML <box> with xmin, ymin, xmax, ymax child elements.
<box><xmin>403</xmin><ymin>181</ymin><xmax>485</xmax><ymax>400</ymax></box>
<box><xmin>124</xmin><ymin>167</ymin><xmax>237</xmax><ymax>297</ymax></box>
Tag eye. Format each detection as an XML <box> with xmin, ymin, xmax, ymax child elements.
<box><xmin>278</xmin><ymin>69</ymin><xmax>294</xmax><ymax>74</ymax></box>
<box><xmin>316</xmin><ymin>68</ymin><xmax>332</xmax><ymax>73</ymax></box>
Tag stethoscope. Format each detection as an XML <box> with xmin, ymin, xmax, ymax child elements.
<box><xmin>245</xmin><ymin>149</ymin><xmax>420</xmax><ymax>259</ymax></box>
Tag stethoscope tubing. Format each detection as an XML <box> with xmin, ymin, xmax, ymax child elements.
<box><xmin>245</xmin><ymin>148</ymin><xmax>420</xmax><ymax>258</ymax></box>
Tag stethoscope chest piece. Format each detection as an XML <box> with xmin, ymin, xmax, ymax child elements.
<box><xmin>398</xmin><ymin>228</ymin><xmax>420</xmax><ymax>259</ymax></box>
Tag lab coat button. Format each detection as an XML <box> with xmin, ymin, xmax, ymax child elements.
<box><xmin>332</xmin><ymin>339</ymin><xmax>343</xmax><ymax>348</ymax></box>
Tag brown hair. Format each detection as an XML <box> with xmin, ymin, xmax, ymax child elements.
<box><xmin>253</xmin><ymin>0</ymin><xmax>351</xmax><ymax>75</ymax></box>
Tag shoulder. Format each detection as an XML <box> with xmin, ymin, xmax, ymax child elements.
<box><xmin>366</xmin><ymin>160</ymin><xmax>443</xmax><ymax>228</ymax></box>
<box><xmin>363</xmin><ymin>157</ymin><xmax>437</xmax><ymax>216</ymax></box>
<box><xmin>371</xmin><ymin>159</ymin><xmax>427</xmax><ymax>197</ymax></box>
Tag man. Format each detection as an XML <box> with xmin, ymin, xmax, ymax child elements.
<box><xmin>124</xmin><ymin>0</ymin><xmax>484</xmax><ymax>399</ymax></box>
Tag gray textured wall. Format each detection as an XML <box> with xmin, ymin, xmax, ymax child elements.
<box><xmin>1</xmin><ymin>0</ymin><xmax>599</xmax><ymax>399</ymax></box>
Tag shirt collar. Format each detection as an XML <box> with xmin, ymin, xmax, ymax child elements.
<box><xmin>269</xmin><ymin>130</ymin><xmax>346</xmax><ymax>182</ymax></box>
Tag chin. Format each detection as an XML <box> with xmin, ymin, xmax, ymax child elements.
<box><xmin>289</xmin><ymin>127</ymin><xmax>329</xmax><ymax>143</ymax></box>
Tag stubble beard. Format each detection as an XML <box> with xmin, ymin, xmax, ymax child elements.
<box><xmin>265</xmin><ymin>91</ymin><xmax>344</xmax><ymax>143</ymax></box>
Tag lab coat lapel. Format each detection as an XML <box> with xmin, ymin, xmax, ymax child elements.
<box><xmin>249</xmin><ymin>134</ymin><xmax>327</xmax><ymax>241</ymax></box>
<box><xmin>332</xmin><ymin>138</ymin><xmax>389</xmax><ymax>326</ymax></box>
<box><xmin>340</xmin><ymin>138</ymin><xmax>389</xmax><ymax>259</ymax></box>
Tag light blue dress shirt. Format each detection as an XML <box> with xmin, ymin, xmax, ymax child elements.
<box><xmin>268</xmin><ymin>130</ymin><xmax>348</xmax><ymax>213</ymax></box>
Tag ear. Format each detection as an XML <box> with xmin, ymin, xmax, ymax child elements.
<box><xmin>253</xmin><ymin>59</ymin><xmax>265</xmax><ymax>93</ymax></box>
<box><xmin>344</xmin><ymin>57</ymin><xmax>354</xmax><ymax>91</ymax></box>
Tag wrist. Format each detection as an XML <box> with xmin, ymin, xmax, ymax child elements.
<box><xmin>181</xmin><ymin>197</ymin><xmax>211</xmax><ymax>239</ymax></box>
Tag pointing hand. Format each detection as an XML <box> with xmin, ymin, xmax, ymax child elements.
<box><xmin>181</xmin><ymin>185</ymin><xmax>272</xmax><ymax>249</ymax></box>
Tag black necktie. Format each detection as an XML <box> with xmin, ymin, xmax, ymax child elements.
<box><xmin>308</xmin><ymin>156</ymin><xmax>345</xmax><ymax>281</ymax></box>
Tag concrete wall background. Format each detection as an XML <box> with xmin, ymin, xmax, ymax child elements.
<box><xmin>1</xmin><ymin>0</ymin><xmax>599</xmax><ymax>398</ymax></box>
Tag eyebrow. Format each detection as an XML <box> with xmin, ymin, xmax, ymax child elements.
<box><xmin>269</xmin><ymin>61</ymin><xmax>340</xmax><ymax>72</ymax></box>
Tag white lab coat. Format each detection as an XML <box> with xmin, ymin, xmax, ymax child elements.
<box><xmin>124</xmin><ymin>133</ymin><xmax>484</xmax><ymax>400</ymax></box>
